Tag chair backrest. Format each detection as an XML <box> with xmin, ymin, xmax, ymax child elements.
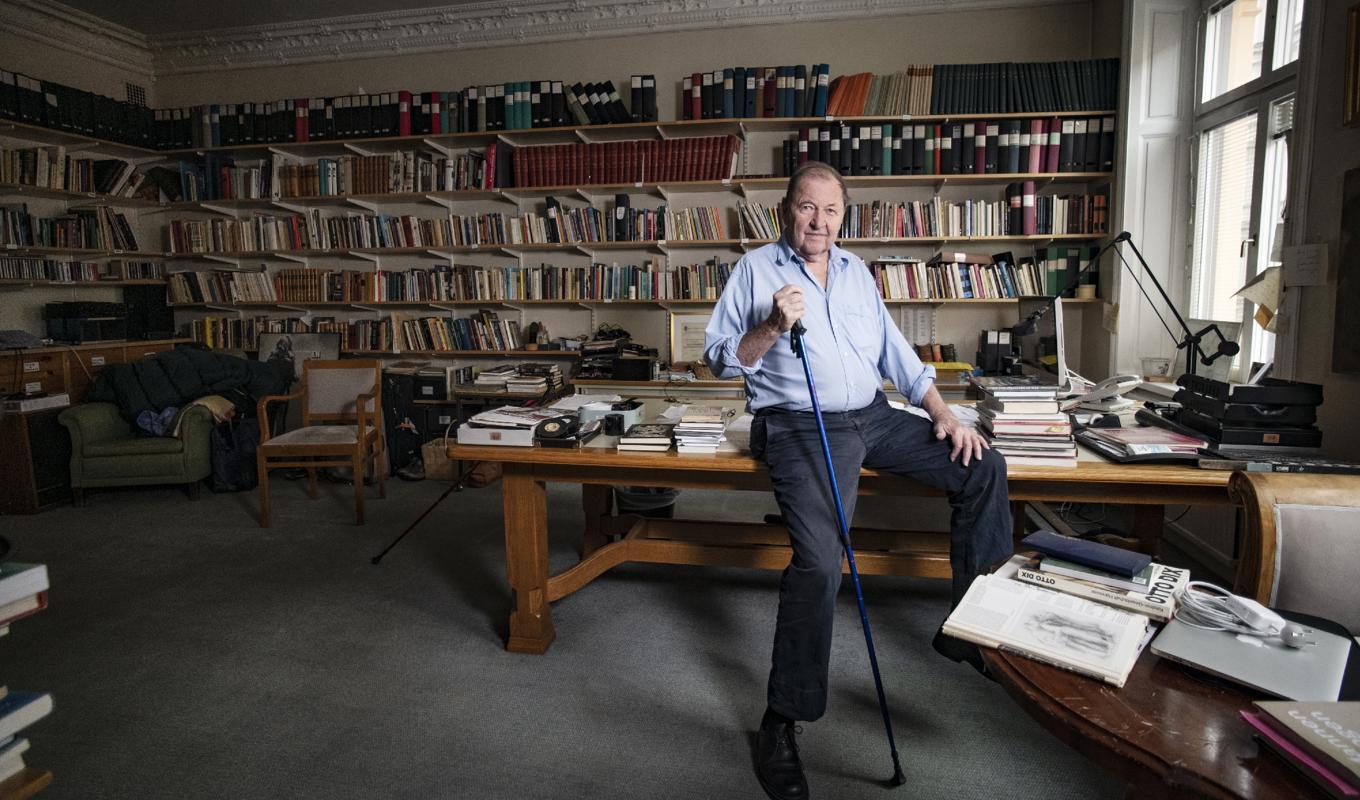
<box><xmin>301</xmin><ymin>360</ymin><xmax>381</xmax><ymax>426</ymax></box>
<box><xmin>1230</xmin><ymin>471</ymin><xmax>1360</xmax><ymax>635</ymax></box>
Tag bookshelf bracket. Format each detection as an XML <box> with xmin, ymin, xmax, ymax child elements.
<box><xmin>422</xmin><ymin>138</ymin><xmax>454</xmax><ymax>157</ymax></box>
<box><xmin>342</xmin><ymin>142</ymin><xmax>379</xmax><ymax>158</ymax></box>
<box><xmin>347</xmin><ymin>198</ymin><xmax>382</xmax><ymax>213</ymax></box>
<box><xmin>198</xmin><ymin>202</ymin><xmax>242</xmax><ymax>217</ymax></box>
<box><xmin>277</xmin><ymin>304</ymin><xmax>311</xmax><ymax>314</ymax></box>
<box><xmin>205</xmin><ymin>304</ymin><xmax>243</xmax><ymax>315</ymax></box>
<box><xmin>273</xmin><ymin>201</ymin><xmax>312</xmax><ymax>215</ymax></box>
<box><xmin>349</xmin><ymin>304</ymin><xmax>381</xmax><ymax>312</ymax></box>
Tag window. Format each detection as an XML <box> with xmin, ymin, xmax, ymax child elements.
<box><xmin>1189</xmin><ymin>0</ymin><xmax>1301</xmax><ymax>375</ymax></box>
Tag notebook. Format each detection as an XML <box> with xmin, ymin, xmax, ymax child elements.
<box><xmin>1151</xmin><ymin>617</ymin><xmax>1354</xmax><ymax>701</ymax></box>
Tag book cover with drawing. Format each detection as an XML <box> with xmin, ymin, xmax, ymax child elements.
<box><xmin>1012</xmin><ymin>555</ymin><xmax>1188</xmax><ymax>621</ymax></box>
<box><xmin>1252</xmin><ymin>702</ymin><xmax>1360</xmax><ymax>788</ymax></box>
<box><xmin>942</xmin><ymin>571</ymin><xmax>1150</xmax><ymax>687</ymax></box>
<box><xmin>619</xmin><ymin>423</ymin><xmax>676</xmax><ymax>444</ymax></box>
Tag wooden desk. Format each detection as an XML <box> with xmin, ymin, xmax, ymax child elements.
<box><xmin>447</xmin><ymin>443</ymin><xmax>1233</xmax><ymax>654</ymax></box>
<box><xmin>982</xmin><ymin>642</ymin><xmax>1326</xmax><ymax>799</ymax></box>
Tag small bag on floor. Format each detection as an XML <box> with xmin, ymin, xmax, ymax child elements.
<box><xmin>209</xmin><ymin>416</ymin><xmax>260</xmax><ymax>493</ymax></box>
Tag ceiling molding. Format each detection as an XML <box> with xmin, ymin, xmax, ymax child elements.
<box><xmin>149</xmin><ymin>0</ymin><xmax>1057</xmax><ymax>75</ymax></box>
<box><xmin>0</xmin><ymin>0</ymin><xmax>154</xmax><ymax>80</ymax></box>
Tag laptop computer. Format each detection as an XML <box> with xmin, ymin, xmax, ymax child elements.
<box><xmin>1151</xmin><ymin>617</ymin><xmax>1354</xmax><ymax>701</ymax></box>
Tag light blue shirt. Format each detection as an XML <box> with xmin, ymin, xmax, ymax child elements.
<box><xmin>704</xmin><ymin>238</ymin><xmax>936</xmax><ymax>413</ymax></box>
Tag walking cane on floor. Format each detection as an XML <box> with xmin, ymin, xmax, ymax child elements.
<box><xmin>789</xmin><ymin>320</ymin><xmax>907</xmax><ymax>787</ymax></box>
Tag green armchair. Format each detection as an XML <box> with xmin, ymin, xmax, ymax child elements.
<box><xmin>58</xmin><ymin>402</ymin><xmax>215</xmax><ymax>504</ymax></box>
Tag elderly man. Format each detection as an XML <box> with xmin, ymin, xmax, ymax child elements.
<box><xmin>704</xmin><ymin>161</ymin><xmax>1012</xmax><ymax>800</ymax></box>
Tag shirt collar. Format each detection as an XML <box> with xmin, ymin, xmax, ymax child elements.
<box><xmin>775</xmin><ymin>237</ymin><xmax>851</xmax><ymax>270</ymax></box>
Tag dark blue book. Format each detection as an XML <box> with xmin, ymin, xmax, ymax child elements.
<box><xmin>1020</xmin><ymin>530</ymin><xmax>1152</xmax><ymax>577</ymax></box>
<box><xmin>812</xmin><ymin>64</ymin><xmax>830</xmax><ymax>117</ymax></box>
<box><xmin>722</xmin><ymin>68</ymin><xmax>734</xmax><ymax>119</ymax></box>
<box><xmin>0</xmin><ymin>690</ymin><xmax>52</xmax><ymax>741</ymax></box>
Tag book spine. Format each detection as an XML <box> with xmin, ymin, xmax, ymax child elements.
<box><xmin>1013</xmin><ymin>565</ymin><xmax>1175</xmax><ymax>620</ymax></box>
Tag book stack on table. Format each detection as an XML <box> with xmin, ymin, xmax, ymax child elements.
<box><xmin>1241</xmin><ymin>701</ymin><xmax>1360</xmax><ymax>798</ymax></box>
<box><xmin>972</xmin><ymin>377</ymin><xmax>1075</xmax><ymax>467</ymax></box>
<box><xmin>943</xmin><ymin>530</ymin><xmax>1192</xmax><ymax>686</ymax></box>
<box><xmin>617</xmin><ymin>423</ymin><xmax>675</xmax><ymax>453</ymax></box>
<box><xmin>673</xmin><ymin>406</ymin><xmax>733</xmax><ymax>454</ymax></box>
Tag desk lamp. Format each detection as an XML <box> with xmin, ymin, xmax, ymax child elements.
<box><xmin>1011</xmin><ymin>231</ymin><xmax>1241</xmax><ymax>380</ymax></box>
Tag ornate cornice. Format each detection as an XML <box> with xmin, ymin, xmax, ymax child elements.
<box><xmin>149</xmin><ymin>0</ymin><xmax>1056</xmax><ymax>75</ymax></box>
<box><xmin>0</xmin><ymin>0</ymin><xmax>154</xmax><ymax>80</ymax></box>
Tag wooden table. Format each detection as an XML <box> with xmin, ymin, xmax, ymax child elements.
<box><xmin>982</xmin><ymin>636</ymin><xmax>1330</xmax><ymax>799</ymax></box>
<box><xmin>447</xmin><ymin>443</ymin><xmax>1233</xmax><ymax>654</ymax></box>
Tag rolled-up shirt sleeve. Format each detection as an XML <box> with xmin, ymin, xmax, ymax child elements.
<box><xmin>877</xmin><ymin>300</ymin><xmax>936</xmax><ymax>406</ymax></box>
<box><xmin>704</xmin><ymin>259</ymin><xmax>764</xmax><ymax>379</ymax></box>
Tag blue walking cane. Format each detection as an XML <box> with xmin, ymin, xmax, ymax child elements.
<box><xmin>790</xmin><ymin>319</ymin><xmax>907</xmax><ymax>787</ymax></box>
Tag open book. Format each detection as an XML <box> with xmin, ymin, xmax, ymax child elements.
<box><xmin>943</xmin><ymin>571</ymin><xmax>1150</xmax><ymax>687</ymax></box>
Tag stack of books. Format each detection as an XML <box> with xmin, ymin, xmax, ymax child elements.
<box><xmin>473</xmin><ymin>364</ymin><xmax>518</xmax><ymax>387</ymax></box>
<box><xmin>503</xmin><ymin>374</ymin><xmax>547</xmax><ymax>394</ymax></box>
<box><xmin>674</xmin><ymin>406</ymin><xmax>734</xmax><ymax>454</ymax></box>
<box><xmin>456</xmin><ymin>404</ymin><xmax>562</xmax><ymax>447</ymax></box>
<box><xmin>974</xmin><ymin>379</ymin><xmax>1075</xmax><ymax>466</ymax></box>
<box><xmin>1010</xmin><ymin>530</ymin><xmax>1190</xmax><ymax>621</ymax></box>
<box><xmin>1241</xmin><ymin>701</ymin><xmax>1360</xmax><ymax>798</ymax></box>
<box><xmin>517</xmin><ymin>363</ymin><xmax>565</xmax><ymax>394</ymax></box>
<box><xmin>617</xmin><ymin>423</ymin><xmax>676</xmax><ymax>453</ymax></box>
<box><xmin>1</xmin><ymin>562</ymin><xmax>53</xmax><ymax>789</ymax></box>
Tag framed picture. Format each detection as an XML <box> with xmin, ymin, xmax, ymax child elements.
<box><xmin>1349</xmin><ymin>4</ymin><xmax>1360</xmax><ymax>126</ymax></box>
<box><xmin>668</xmin><ymin>312</ymin><xmax>712</xmax><ymax>367</ymax></box>
<box><xmin>257</xmin><ymin>332</ymin><xmax>342</xmax><ymax>381</ymax></box>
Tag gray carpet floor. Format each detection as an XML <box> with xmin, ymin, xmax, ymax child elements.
<box><xmin>2</xmin><ymin>477</ymin><xmax>1122</xmax><ymax>799</ymax></box>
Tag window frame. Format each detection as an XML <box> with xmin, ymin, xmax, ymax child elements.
<box><xmin>1190</xmin><ymin>0</ymin><xmax>1301</xmax><ymax>379</ymax></box>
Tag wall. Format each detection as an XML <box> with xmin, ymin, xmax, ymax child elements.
<box><xmin>1291</xmin><ymin>0</ymin><xmax>1360</xmax><ymax>460</ymax></box>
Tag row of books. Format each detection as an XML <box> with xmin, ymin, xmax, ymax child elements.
<box><xmin>869</xmin><ymin>255</ymin><xmax>1049</xmax><ymax>302</ymax></box>
<box><xmin>682</xmin><ymin>64</ymin><xmax>831</xmax><ymax>120</ymax></box>
<box><xmin>185</xmin><ymin>315</ymin><xmax>394</xmax><ymax>352</ymax></box>
<box><xmin>781</xmin><ymin>117</ymin><xmax>1116</xmax><ymax>178</ymax></box>
<box><xmin>0</xmin><ymin>257</ymin><xmax>160</xmax><ymax>283</ymax></box>
<box><xmin>0</xmin><ymin>147</ymin><xmax>143</xmax><ymax>197</ymax></box>
<box><xmin>169</xmin><ymin>258</ymin><xmax>736</xmax><ymax>305</ymax></box>
<box><xmin>512</xmin><ymin>135</ymin><xmax>740</xmax><ymax>187</ymax></box>
<box><xmin>396</xmin><ymin>312</ymin><xmax>526</xmax><ymax>353</ymax></box>
<box><xmin>154</xmin><ymin>80</ymin><xmax>643</xmax><ymax>150</ymax></box>
<box><xmin>1</xmin><ymin>561</ymin><xmax>53</xmax><ymax>788</ymax></box>
<box><xmin>0</xmin><ymin>67</ymin><xmax>154</xmax><ymax>147</ymax></box>
<box><xmin>0</xmin><ymin>203</ymin><xmax>140</xmax><ymax>251</ymax></box>
<box><xmin>1</xmin><ymin>59</ymin><xmax>1119</xmax><ymax>152</ymax></box>
<box><xmin>928</xmin><ymin>59</ymin><xmax>1121</xmax><ymax>115</ymax></box>
<box><xmin>825</xmin><ymin>67</ymin><xmax>935</xmax><ymax>117</ymax></box>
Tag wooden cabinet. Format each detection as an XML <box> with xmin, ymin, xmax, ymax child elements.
<box><xmin>0</xmin><ymin>339</ymin><xmax>187</xmax><ymax>402</ymax></box>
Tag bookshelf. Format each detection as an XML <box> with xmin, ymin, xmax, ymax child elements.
<box><xmin>4</xmin><ymin>77</ymin><xmax>1117</xmax><ymax>382</ymax></box>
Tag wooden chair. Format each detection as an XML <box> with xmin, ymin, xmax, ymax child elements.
<box><xmin>1229</xmin><ymin>471</ymin><xmax>1360</xmax><ymax>634</ymax></box>
<box><xmin>256</xmin><ymin>359</ymin><xmax>386</xmax><ymax>528</ymax></box>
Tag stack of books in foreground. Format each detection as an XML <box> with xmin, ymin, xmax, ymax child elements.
<box><xmin>1</xmin><ymin>562</ymin><xmax>53</xmax><ymax>793</ymax></box>
<box><xmin>617</xmin><ymin>423</ymin><xmax>675</xmax><ymax>453</ymax></box>
<box><xmin>973</xmin><ymin>377</ymin><xmax>1075</xmax><ymax>467</ymax></box>
<box><xmin>674</xmin><ymin>406</ymin><xmax>734</xmax><ymax>454</ymax></box>
<box><xmin>1077</xmin><ymin>425</ymin><xmax>1207</xmax><ymax>461</ymax></box>
<box><xmin>1241</xmin><ymin>701</ymin><xmax>1360</xmax><ymax>798</ymax></box>
<box><xmin>943</xmin><ymin>530</ymin><xmax>1190</xmax><ymax>687</ymax></box>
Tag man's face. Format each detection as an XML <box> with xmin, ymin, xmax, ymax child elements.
<box><xmin>784</xmin><ymin>176</ymin><xmax>843</xmax><ymax>263</ymax></box>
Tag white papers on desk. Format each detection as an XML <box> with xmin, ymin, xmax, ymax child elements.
<box><xmin>468</xmin><ymin>405</ymin><xmax>562</xmax><ymax>428</ymax></box>
<box><xmin>549</xmin><ymin>394</ymin><xmax>623</xmax><ymax>412</ymax></box>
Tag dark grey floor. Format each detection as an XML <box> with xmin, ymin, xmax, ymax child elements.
<box><xmin>1</xmin><ymin>477</ymin><xmax>1122</xmax><ymax>799</ymax></box>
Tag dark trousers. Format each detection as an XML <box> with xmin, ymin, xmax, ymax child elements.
<box><xmin>751</xmin><ymin>394</ymin><xmax>1012</xmax><ymax>722</ymax></box>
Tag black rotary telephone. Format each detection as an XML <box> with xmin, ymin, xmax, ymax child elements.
<box><xmin>533</xmin><ymin>415</ymin><xmax>602</xmax><ymax>448</ymax></box>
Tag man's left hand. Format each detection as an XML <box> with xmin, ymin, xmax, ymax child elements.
<box><xmin>933</xmin><ymin>411</ymin><xmax>988</xmax><ymax>466</ymax></box>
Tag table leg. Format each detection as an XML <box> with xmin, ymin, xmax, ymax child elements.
<box><xmin>582</xmin><ymin>484</ymin><xmax>613</xmax><ymax>557</ymax></box>
<box><xmin>502</xmin><ymin>467</ymin><xmax>556</xmax><ymax>654</ymax></box>
<box><xmin>1130</xmin><ymin>505</ymin><xmax>1165</xmax><ymax>556</ymax></box>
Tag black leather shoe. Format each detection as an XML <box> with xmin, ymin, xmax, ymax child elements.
<box><xmin>755</xmin><ymin>723</ymin><xmax>808</xmax><ymax>800</ymax></box>
<box><xmin>932</xmin><ymin>627</ymin><xmax>994</xmax><ymax>681</ymax></box>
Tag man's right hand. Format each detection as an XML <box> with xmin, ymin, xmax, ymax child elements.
<box><xmin>766</xmin><ymin>284</ymin><xmax>806</xmax><ymax>333</ymax></box>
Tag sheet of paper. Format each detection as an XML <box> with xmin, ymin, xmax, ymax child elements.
<box><xmin>549</xmin><ymin>393</ymin><xmax>622</xmax><ymax>411</ymax></box>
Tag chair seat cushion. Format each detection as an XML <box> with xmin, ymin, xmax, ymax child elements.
<box><xmin>85</xmin><ymin>436</ymin><xmax>186</xmax><ymax>457</ymax></box>
<box><xmin>266</xmin><ymin>424</ymin><xmax>375</xmax><ymax>447</ymax></box>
